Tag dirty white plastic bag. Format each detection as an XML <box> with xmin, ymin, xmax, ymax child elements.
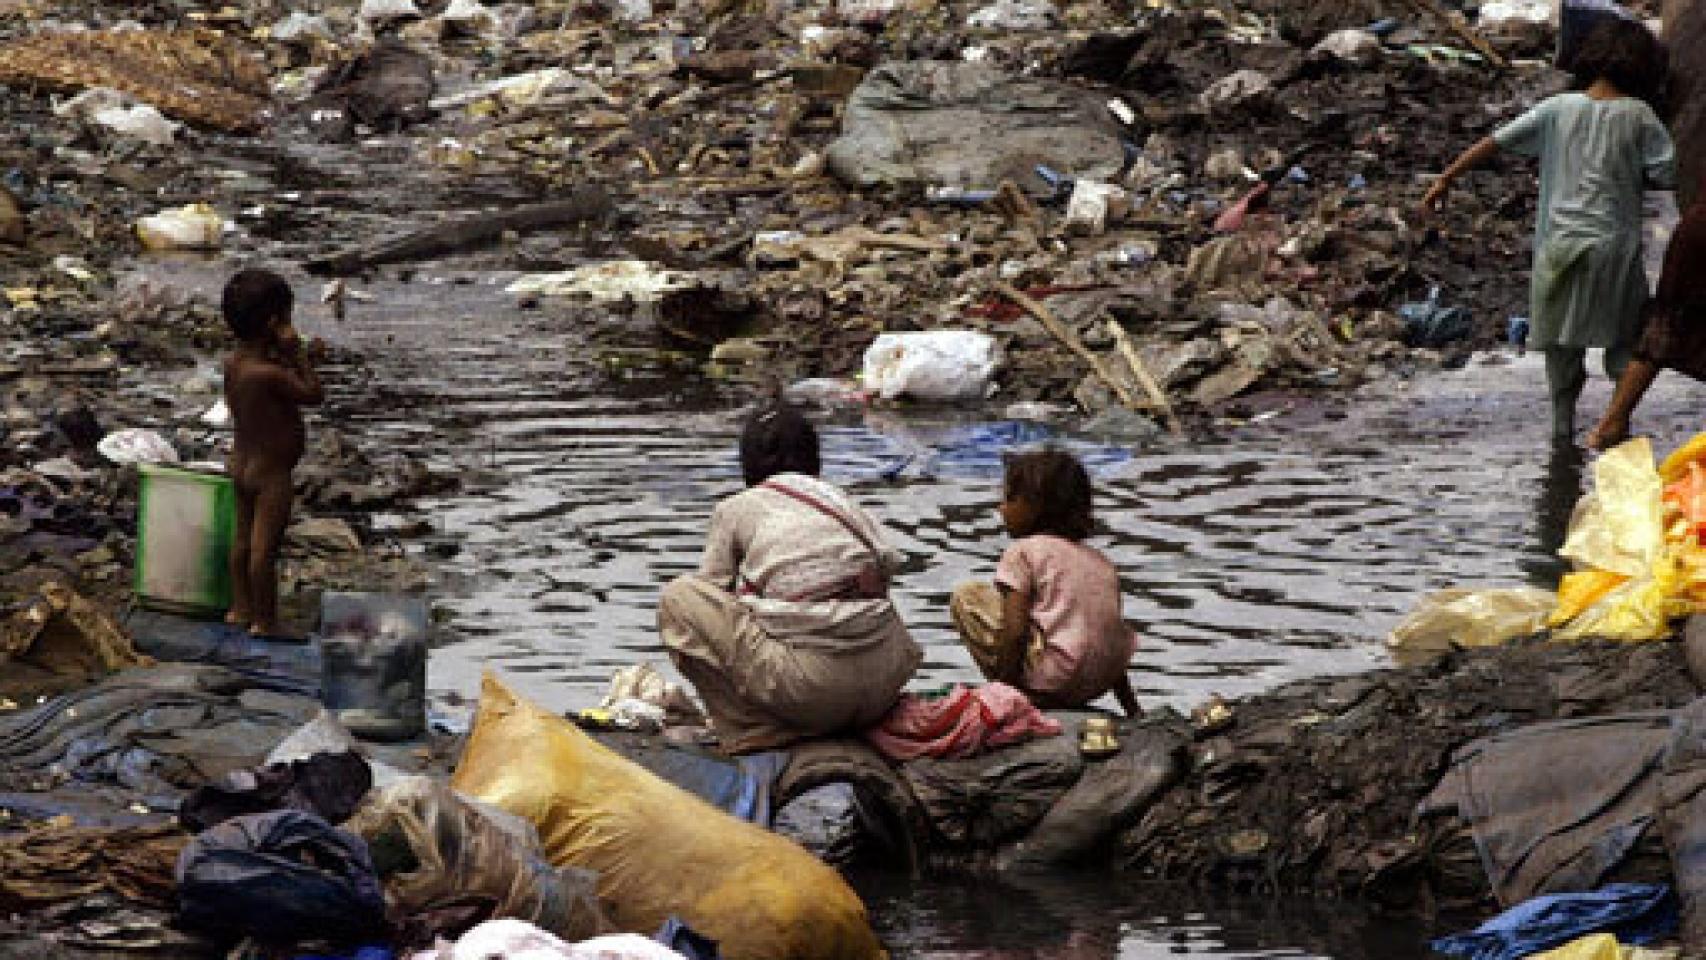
<box><xmin>413</xmin><ymin>918</ymin><xmax>684</xmax><ymax>960</ymax></box>
<box><xmin>55</xmin><ymin>88</ymin><xmax>179</xmax><ymax>146</ymax></box>
<box><xmin>862</xmin><ymin>331</ymin><xmax>1000</xmax><ymax>402</ymax></box>
<box><xmin>95</xmin><ymin>428</ymin><xmax>179</xmax><ymax>466</ymax></box>
<box><xmin>136</xmin><ymin>204</ymin><xmax>225</xmax><ymax>251</ymax></box>
<box><xmin>1479</xmin><ymin>0</ymin><xmax>1553</xmax><ymax>29</ymax></box>
<box><xmin>599</xmin><ymin>663</ymin><xmax>703</xmax><ymax>726</ymax></box>
<box><xmin>360</xmin><ymin>0</ymin><xmax>421</xmax><ymax>22</ymax></box>
<box><xmin>1311</xmin><ymin>29</ymin><xmax>1383</xmax><ymax>67</ymax></box>
<box><xmin>966</xmin><ymin>0</ymin><xmax>1059</xmax><ymax>31</ymax></box>
<box><xmin>1064</xmin><ymin>181</ymin><xmax>1129</xmax><ymax>236</ymax></box>
<box><xmin>504</xmin><ymin>261</ymin><xmax>689</xmax><ymax>301</ymax></box>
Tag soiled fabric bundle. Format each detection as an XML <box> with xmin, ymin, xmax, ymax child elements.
<box><xmin>865</xmin><ymin>683</ymin><xmax>1062</xmax><ymax>762</ymax></box>
<box><xmin>1419</xmin><ymin>713</ymin><xmax>1676</xmax><ymax>905</ymax></box>
<box><xmin>179</xmin><ymin>749</ymin><xmax>372</xmax><ymax>833</ymax></box>
<box><xmin>176</xmin><ymin>810</ymin><xmax>387</xmax><ymax>943</ymax></box>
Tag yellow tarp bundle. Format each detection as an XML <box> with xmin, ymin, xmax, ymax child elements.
<box><xmin>1550</xmin><ymin>434</ymin><xmax>1706</xmax><ymax>641</ymax></box>
<box><xmin>1528</xmin><ymin>932</ymin><xmax>1679</xmax><ymax>960</ymax></box>
<box><xmin>450</xmin><ymin>674</ymin><xmax>886</xmax><ymax>960</ymax></box>
<box><xmin>1392</xmin><ymin>433</ymin><xmax>1706</xmax><ymax>656</ymax></box>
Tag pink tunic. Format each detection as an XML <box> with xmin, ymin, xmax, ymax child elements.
<box><xmin>995</xmin><ymin>535</ymin><xmax>1138</xmax><ymax>705</ymax></box>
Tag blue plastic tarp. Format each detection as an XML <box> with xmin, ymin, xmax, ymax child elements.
<box><xmin>1431</xmin><ymin>884</ymin><xmax>1678</xmax><ymax>960</ymax></box>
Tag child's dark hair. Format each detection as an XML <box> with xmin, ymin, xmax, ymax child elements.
<box><xmin>1570</xmin><ymin>17</ymin><xmax>1669</xmax><ymax>115</ymax></box>
<box><xmin>1003</xmin><ymin>447</ymin><xmax>1094</xmax><ymax>541</ymax></box>
<box><xmin>740</xmin><ymin>403</ymin><xmax>820</xmax><ymax>487</ymax></box>
<box><xmin>221</xmin><ymin>268</ymin><xmax>293</xmax><ymax>342</ymax></box>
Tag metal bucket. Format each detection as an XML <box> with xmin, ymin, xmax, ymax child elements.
<box><xmin>318</xmin><ymin>592</ymin><xmax>428</xmax><ymax>742</ymax></box>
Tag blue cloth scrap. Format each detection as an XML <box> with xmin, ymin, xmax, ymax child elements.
<box><xmin>656</xmin><ymin>916</ymin><xmax>722</xmax><ymax>960</ymax></box>
<box><xmin>1431</xmin><ymin>883</ymin><xmax>1678</xmax><ymax>960</ymax></box>
<box><xmin>293</xmin><ymin>947</ymin><xmax>393</xmax><ymax>960</ymax></box>
<box><xmin>632</xmin><ymin>748</ymin><xmax>790</xmax><ymax>826</ymax></box>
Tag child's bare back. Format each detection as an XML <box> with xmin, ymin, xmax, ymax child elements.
<box><xmin>220</xmin><ymin>269</ymin><xmax>324</xmax><ymax>637</ymax></box>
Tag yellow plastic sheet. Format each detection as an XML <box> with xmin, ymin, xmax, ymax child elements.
<box><xmin>1559</xmin><ymin>438</ymin><xmax>1665</xmax><ymax>578</ymax></box>
<box><xmin>450</xmin><ymin>674</ymin><xmax>886</xmax><ymax>960</ymax></box>
<box><xmin>1659</xmin><ymin>430</ymin><xmax>1706</xmax><ymax>483</ymax></box>
<box><xmin>1529</xmin><ymin>932</ymin><xmax>1679</xmax><ymax>960</ymax></box>
<box><xmin>1388</xmin><ymin>587</ymin><xmax>1556</xmax><ymax>661</ymax></box>
<box><xmin>1550</xmin><ymin>571</ymin><xmax>1630</xmax><ymax>628</ymax></box>
<box><xmin>1554</xmin><ymin>553</ymin><xmax>1692</xmax><ymax>641</ymax></box>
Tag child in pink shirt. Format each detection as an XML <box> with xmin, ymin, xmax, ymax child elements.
<box><xmin>950</xmin><ymin>448</ymin><xmax>1141</xmax><ymax>716</ymax></box>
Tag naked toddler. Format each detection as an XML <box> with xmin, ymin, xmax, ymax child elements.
<box><xmin>221</xmin><ymin>269</ymin><xmax>325</xmax><ymax>636</ymax></box>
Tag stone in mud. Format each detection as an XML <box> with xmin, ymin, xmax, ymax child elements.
<box><xmin>312</xmin><ymin>40</ymin><xmax>436</xmax><ymax>133</ymax></box>
<box><xmin>287</xmin><ymin>517</ymin><xmax>363</xmax><ymax>556</ymax></box>
<box><xmin>1200</xmin><ymin>69</ymin><xmax>1275</xmax><ymax>115</ymax></box>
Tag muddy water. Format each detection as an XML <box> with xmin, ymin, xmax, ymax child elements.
<box><xmin>139</xmin><ymin>243</ymin><xmax>1705</xmax><ymax>958</ymax></box>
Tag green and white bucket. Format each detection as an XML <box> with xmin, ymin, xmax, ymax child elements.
<box><xmin>135</xmin><ymin>464</ymin><xmax>235</xmax><ymax>616</ymax></box>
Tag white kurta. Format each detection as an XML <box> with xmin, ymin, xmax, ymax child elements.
<box><xmin>1495</xmin><ymin>92</ymin><xmax>1676</xmax><ymax>349</ymax></box>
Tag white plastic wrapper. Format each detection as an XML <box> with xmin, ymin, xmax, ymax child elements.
<box><xmin>862</xmin><ymin>331</ymin><xmax>1000</xmax><ymax>402</ymax></box>
<box><xmin>96</xmin><ymin>428</ymin><xmax>180</xmax><ymax>466</ymax></box>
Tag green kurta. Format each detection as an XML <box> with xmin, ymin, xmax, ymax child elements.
<box><xmin>1495</xmin><ymin>92</ymin><xmax>1676</xmax><ymax>349</ymax></box>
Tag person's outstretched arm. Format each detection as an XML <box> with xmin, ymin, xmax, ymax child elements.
<box><xmin>1421</xmin><ymin>136</ymin><xmax>1501</xmax><ymax>211</ymax></box>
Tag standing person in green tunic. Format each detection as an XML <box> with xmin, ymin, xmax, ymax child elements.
<box><xmin>1422</xmin><ymin>18</ymin><xmax>1676</xmax><ymax>445</ymax></box>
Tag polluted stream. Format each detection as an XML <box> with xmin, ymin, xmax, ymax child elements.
<box><xmin>140</xmin><ymin>255</ymin><xmax>1706</xmax><ymax>958</ymax></box>
<box><xmin>138</xmin><ymin>254</ymin><xmax>1706</xmax><ymax>958</ymax></box>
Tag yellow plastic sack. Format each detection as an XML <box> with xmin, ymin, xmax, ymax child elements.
<box><xmin>450</xmin><ymin>674</ymin><xmax>886</xmax><ymax>960</ymax></box>
<box><xmin>1559</xmin><ymin>438</ymin><xmax>1665</xmax><ymax>578</ymax></box>
<box><xmin>1554</xmin><ymin>552</ymin><xmax>1692</xmax><ymax>642</ymax></box>
<box><xmin>1549</xmin><ymin>571</ymin><xmax>1630</xmax><ymax>628</ymax></box>
<box><xmin>1387</xmin><ymin>587</ymin><xmax>1556</xmax><ymax>661</ymax></box>
<box><xmin>1660</xmin><ymin>430</ymin><xmax>1706</xmax><ymax>484</ymax></box>
<box><xmin>1529</xmin><ymin>933</ymin><xmax>1679</xmax><ymax>960</ymax></box>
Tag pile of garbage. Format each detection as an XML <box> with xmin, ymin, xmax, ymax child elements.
<box><xmin>0</xmin><ymin>665</ymin><xmax>884</xmax><ymax>958</ymax></box>
<box><xmin>0</xmin><ymin>0</ymin><xmax>1576</xmax><ymax>436</ymax></box>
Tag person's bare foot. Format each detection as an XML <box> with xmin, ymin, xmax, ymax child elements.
<box><xmin>224</xmin><ymin>610</ymin><xmax>249</xmax><ymax>627</ymax></box>
<box><xmin>248</xmin><ymin>622</ymin><xmax>274</xmax><ymax>638</ymax></box>
<box><xmin>1586</xmin><ymin>420</ymin><xmax>1630</xmax><ymax>452</ymax></box>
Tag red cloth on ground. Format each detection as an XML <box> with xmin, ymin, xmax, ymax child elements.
<box><xmin>864</xmin><ymin>683</ymin><xmax>1063</xmax><ymax>762</ymax></box>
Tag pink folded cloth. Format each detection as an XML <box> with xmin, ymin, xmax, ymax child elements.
<box><xmin>865</xmin><ymin>683</ymin><xmax>1063</xmax><ymax>762</ymax></box>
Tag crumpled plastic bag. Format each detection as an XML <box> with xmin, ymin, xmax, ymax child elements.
<box><xmin>1387</xmin><ymin>587</ymin><xmax>1556</xmax><ymax>660</ymax></box>
<box><xmin>345</xmin><ymin>777</ymin><xmax>605</xmax><ymax>943</ymax></box>
<box><xmin>599</xmin><ymin>663</ymin><xmax>704</xmax><ymax>727</ymax></box>
<box><xmin>862</xmin><ymin>331</ymin><xmax>999</xmax><ymax>402</ymax></box>
<box><xmin>1550</xmin><ymin>570</ymin><xmax>1629</xmax><ymax>627</ymax></box>
<box><xmin>1551</xmin><ymin>436</ymin><xmax>1706</xmax><ymax>641</ymax></box>
<box><xmin>1560</xmin><ymin>439</ymin><xmax>1666</xmax><ymax>578</ymax></box>
<box><xmin>415</xmin><ymin>918</ymin><xmax>686</xmax><ymax>960</ymax></box>
<box><xmin>96</xmin><ymin>427</ymin><xmax>180</xmax><ymax>465</ymax></box>
<box><xmin>136</xmin><ymin>204</ymin><xmax>225</xmax><ymax>252</ymax></box>
<box><xmin>449</xmin><ymin>674</ymin><xmax>884</xmax><ymax>960</ymax></box>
